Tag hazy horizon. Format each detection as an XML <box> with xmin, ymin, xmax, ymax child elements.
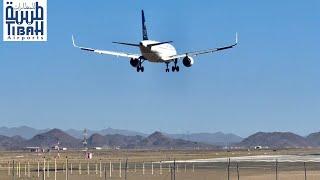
<box><xmin>0</xmin><ymin>124</ymin><xmax>318</xmax><ymax>138</ymax></box>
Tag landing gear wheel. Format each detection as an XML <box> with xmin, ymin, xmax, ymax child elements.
<box><xmin>172</xmin><ymin>59</ymin><xmax>180</xmax><ymax>73</ymax></box>
<box><xmin>136</xmin><ymin>58</ymin><xmax>145</xmax><ymax>73</ymax></box>
<box><xmin>166</xmin><ymin>69</ymin><xmax>170</xmax><ymax>72</ymax></box>
<box><xmin>176</xmin><ymin>66</ymin><xmax>180</xmax><ymax>72</ymax></box>
<box><xmin>172</xmin><ymin>66</ymin><xmax>179</xmax><ymax>72</ymax></box>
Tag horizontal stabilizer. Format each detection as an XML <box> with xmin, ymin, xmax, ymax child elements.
<box><xmin>112</xmin><ymin>42</ymin><xmax>140</xmax><ymax>47</ymax></box>
<box><xmin>147</xmin><ymin>41</ymin><xmax>173</xmax><ymax>47</ymax></box>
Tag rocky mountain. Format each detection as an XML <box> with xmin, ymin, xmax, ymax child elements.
<box><xmin>66</xmin><ymin>128</ymin><xmax>147</xmax><ymax>139</ymax></box>
<box><xmin>0</xmin><ymin>135</ymin><xmax>25</xmax><ymax>150</ymax></box>
<box><xmin>0</xmin><ymin>126</ymin><xmax>49</xmax><ymax>139</ymax></box>
<box><xmin>306</xmin><ymin>132</ymin><xmax>320</xmax><ymax>146</ymax></box>
<box><xmin>0</xmin><ymin>127</ymin><xmax>230</xmax><ymax>150</ymax></box>
<box><xmin>87</xmin><ymin>133</ymin><xmax>106</xmax><ymax>147</ymax></box>
<box><xmin>0</xmin><ymin>126</ymin><xmax>242</xmax><ymax>146</ymax></box>
<box><xmin>238</xmin><ymin>132</ymin><xmax>311</xmax><ymax>148</ymax></box>
<box><xmin>87</xmin><ymin>131</ymin><xmax>215</xmax><ymax>149</ymax></box>
<box><xmin>25</xmin><ymin>129</ymin><xmax>82</xmax><ymax>148</ymax></box>
<box><xmin>63</xmin><ymin>129</ymin><xmax>243</xmax><ymax>146</ymax></box>
<box><xmin>169</xmin><ymin>132</ymin><xmax>243</xmax><ymax>146</ymax></box>
<box><xmin>138</xmin><ymin>132</ymin><xmax>216</xmax><ymax>149</ymax></box>
<box><xmin>87</xmin><ymin>133</ymin><xmax>144</xmax><ymax>148</ymax></box>
<box><xmin>3</xmin><ymin>127</ymin><xmax>320</xmax><ymax>150</ymax></box>
<box><xmin>66</xmin><ymin>128</ymin><xmax>243</xmax><ymax>146</ymax></box>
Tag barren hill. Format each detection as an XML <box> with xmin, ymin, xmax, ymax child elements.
<box><xmin>0</xmin><ymin>135</ymin><xmax>25</xmax><ymax>150</ymax></box>
<box><xmin>306</xmin><ymin>132</ymin><xmax>320</xmax><ymax>146</ymax></box>
<box><xmin>238</xmin><ymin>132</ymin><xmax>311</xmax><ymax>148</ymax></box>
<box><xmin>87</xmin><ymin>133</ymin><xmax>143</xmax><ymax>148</ymax></box>
<box><xmin>25</xmin><ymin>129</ymin><xmax>82</xmax><ymax>148</ymax></box>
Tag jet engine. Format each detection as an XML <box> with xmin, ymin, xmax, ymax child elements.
<box><xmin>182</xmin><ymin>56</ymin><xmax>194</xmax><ymax>67</ymax></box>
<box><xmin>130</xmin><ymin>58</ymin><xmax>139</xmax><ymax>67</ymax></box>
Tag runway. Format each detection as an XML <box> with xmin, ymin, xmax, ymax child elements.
<box><xmin>163</xmin><ymin>154</ymin><xmax>320</xmax><ymax>163</ymax></box>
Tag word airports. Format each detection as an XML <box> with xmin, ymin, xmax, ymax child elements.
<box><xmin>3</xmin><ymin>0</ymin><xmax>47</xmax><ymax>41</ymax></box>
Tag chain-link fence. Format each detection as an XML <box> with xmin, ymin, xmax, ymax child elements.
<box><xmin>1</xmin><ymin>158</ymin><xmax>320</xmax><ymax>180</ymax></box>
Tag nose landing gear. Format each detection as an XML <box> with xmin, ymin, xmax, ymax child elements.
<box><xmin>165</xmin><ymin>62</ymin><xmax>170</xmax><ymax>72</ymax></box>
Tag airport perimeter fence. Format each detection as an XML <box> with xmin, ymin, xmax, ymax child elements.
<box><xmin>1</xmin><ymin>158</ymin><xmax>320</xmax><ymax>180</ymax></box>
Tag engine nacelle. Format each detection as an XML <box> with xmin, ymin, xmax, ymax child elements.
<box><xmin>182</xmin><ymin>56</ymin><xmax>194</xmax><ymax>67</ymax></box>
<box><xmin>130</xmin><ymin>58</ymin><xmax>139</xmax><ymax>67</ymax></box>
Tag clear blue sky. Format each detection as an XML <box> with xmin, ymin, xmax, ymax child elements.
<box><xmin>0</xmin><ymin>1</ymin><xmax>319</xmax><ymax>137</ymax></box>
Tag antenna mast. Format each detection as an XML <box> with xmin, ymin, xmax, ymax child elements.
<box><xmin>83</xmin><ymin>128</ymin><xmax>88</xmax><ymax>151</ymax></box>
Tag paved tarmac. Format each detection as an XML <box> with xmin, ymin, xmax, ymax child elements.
<box><xmin>163</xmin><ymin>154</ymin><xmax>320</xmax><ymax>163</ymax></box>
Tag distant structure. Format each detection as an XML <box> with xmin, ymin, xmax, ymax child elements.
<box><xmin>52</xmin><ymin>140</ymin><xmax>60</xmax><ymax>151</ymax></box>
<box><xmin>24</xmin><ymin>147</ymin><xmax>41</xmax><ymax>153</ymax></box>
<box><xmin>83</xmin><ymin>128</ymin><xmax>88</xmax><ymax>151</ymax></box>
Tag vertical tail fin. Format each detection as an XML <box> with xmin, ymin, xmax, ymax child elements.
<box><xmin>142</xmin><ymin>10</ymin><xmax>149</xmax><ymax>40</ymax></box>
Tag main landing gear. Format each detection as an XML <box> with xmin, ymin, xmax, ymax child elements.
<box><xmin>165</xmin><ymin>59</ymin><xmax>179</xmax><ymax>72</ymax></box>
<box><xmin>137</xmin><ymin>66</ymin><xmax>144</xmax><ymax>72</ymax></box>
<box><xmin>136</xmin><ymin>59</ymin><xmax>144</xmax><ymax>72</ymax></box>
<box><xmin>172</xmin><ymin>59</ymin><xmax>180</xmax><ymax>72</ymax></box>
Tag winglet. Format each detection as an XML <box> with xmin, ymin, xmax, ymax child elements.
<box><xmin>235</xmin><ymin>32</ymin><xmax>238</xmax><ymax>45</ymax></box>
<box><xmin>72</xmin><ymin>35</ymin><xmax>78</xmax><ymax>47</ymax></box>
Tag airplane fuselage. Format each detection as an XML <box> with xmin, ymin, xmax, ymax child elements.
<box><xmin>139</xmin><ymin>40</ymin><xmax>177</xmax><ymax>63</ymax></box>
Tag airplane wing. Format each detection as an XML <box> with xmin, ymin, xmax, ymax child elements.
<box><xmin>164</xmin><ymin>33</ymin><xmax>238</xmax><ymax>61</ymax></box>
<box><xmin>72</xmin><ymin>36</ymin><xmax>141</xmax><ymax>59</ymax></box>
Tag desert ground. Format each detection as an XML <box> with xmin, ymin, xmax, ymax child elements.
<box><xmin>0</xmin><ymin>148</ymin><xmax>320</xmax><ymax>180</ymax></box>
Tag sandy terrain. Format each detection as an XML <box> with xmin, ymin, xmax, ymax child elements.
<box><xmin>0</xmin><ymin>149</ymin><xmax>319</xmax><ymax>179</ymax></box>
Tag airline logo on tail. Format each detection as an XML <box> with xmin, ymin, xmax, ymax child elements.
<box><xmin>142</xmin><ymin>10</ymin><xmax>148</xmax><ymax>40</ymax></box>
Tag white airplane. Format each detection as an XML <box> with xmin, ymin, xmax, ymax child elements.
<box><xmin>72</xmin><ymin>10</ymin><xmax>238</xmax><ymax>72</ymax></box>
